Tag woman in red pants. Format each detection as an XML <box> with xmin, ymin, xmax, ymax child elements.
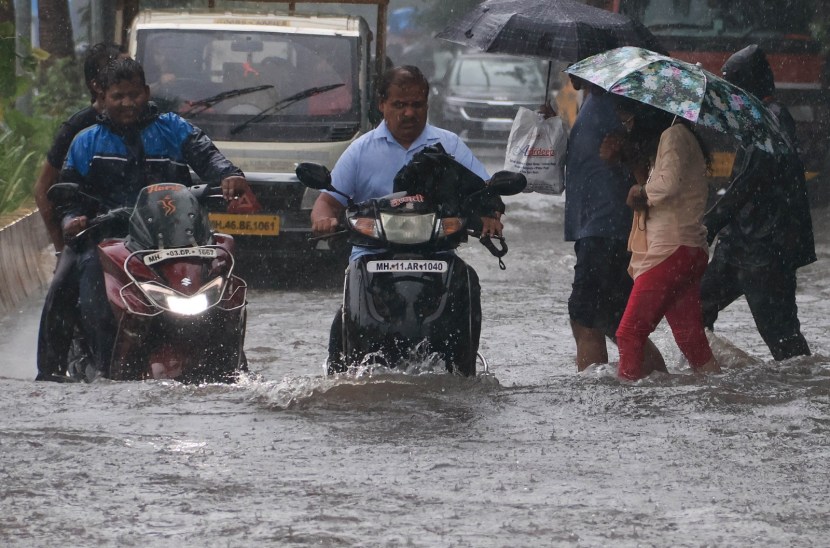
<box><xmin>608</xmin><ymin>100</ymin><xmax>720</xmax><ymax>381</ymax></box>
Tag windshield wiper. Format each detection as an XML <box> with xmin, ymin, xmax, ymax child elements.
<box><xmin>185</xmin><ymin>85</ymin><xmax>275</xmax><ymax>116</ymax></box>
<box><xmin>230</xmin><ymin>83</ymin><xmax>345</xmax><ymax>135</ymax></box>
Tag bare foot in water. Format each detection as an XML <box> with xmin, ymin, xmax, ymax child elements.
<box><xmin>694</xmin><ymin>358</ymin><xmax>721</xmax><ymax>375</ymax></box>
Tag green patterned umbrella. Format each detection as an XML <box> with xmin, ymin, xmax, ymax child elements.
<box><xmin>565</xmin><ymin>47</ymin><xmax>792</xmax><ymax>154</ymax></box>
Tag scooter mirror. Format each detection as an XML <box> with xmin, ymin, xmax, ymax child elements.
<box><xmin>488</xmin><ymin>171</ymin><xmax>527</xmax><ymax>196</ymax></box>
<box><xmin>295</xmin><ymin>162</ymin><xmax>332</xmax><ymax>190</ymax></box>
<box><xmin>46</xmin><ymin>182</ymin><xmax>81</xmax><ymax>206</ymax></box>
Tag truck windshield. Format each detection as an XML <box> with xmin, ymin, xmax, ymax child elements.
<box><xmin>135</xmin><ymin>29</ymin><xmax>361</xmax><ymax>142</ymax></box>
<box><xmin>619</xmin><ymin>0</ymin><xmax>814</xmax><ymax>39</ymax></box>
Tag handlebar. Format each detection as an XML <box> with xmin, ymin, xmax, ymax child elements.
<box><xmin>69</xmin><ymin>207</ymin><xmax>132</xmax><ymax>243</ymax></box>
<box><xmin>309</xmin><ymin>228</ymin><xmax>348</xmax><ymax>242</ymax></box>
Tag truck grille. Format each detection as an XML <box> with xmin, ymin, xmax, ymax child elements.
<box><xmin>463</xmin><ymin>104</ymin><xmax>524</xmax><ymax>120</ymax></box>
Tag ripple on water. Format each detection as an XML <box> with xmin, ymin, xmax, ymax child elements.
<box><xmin>241</xmin><ymin>363</ymin><xmax>501</xmax><ymax>412</ymax></box>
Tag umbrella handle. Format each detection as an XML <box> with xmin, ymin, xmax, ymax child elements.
<box><xmin>545</xmin><ymin>60</ymin><xmax>552</xmax><ymax>103</ymax></box>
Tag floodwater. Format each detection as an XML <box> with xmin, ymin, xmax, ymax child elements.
<box><xmin>2</xmin><ymin>165</ymin><xmax>830</xmax><ymax>546</ymax></box>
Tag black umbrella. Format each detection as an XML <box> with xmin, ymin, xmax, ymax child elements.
<box><xmin>438</xmin><ymin>0</ymin><xmax>665</xmax><ymax>62</ymax></box>
<box><xmin>437</xmin><ymin>0</ymin><xmax>666</xmax><ymax>93</ymax></box>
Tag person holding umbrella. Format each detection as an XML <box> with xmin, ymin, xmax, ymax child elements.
<box><xmin>565</xmin><ymin>45</ymin><xmax>800</xmax><ymax>378</ymax></box>
<box><xmin>700</xmin><ymin>45</ymin><xmax>815</xmax><ymax>361</ymax></box>
<box><xmin>605</xmin><ymin>99</ymin><xmax>719</xmax><ymax>381</ymax></box>
<box><xmin>560</xmin><ymin>74</ymin><xmax>666</xmax><ymax>373</ymax></box>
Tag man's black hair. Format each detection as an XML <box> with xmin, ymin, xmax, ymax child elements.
<box><xmin>98</xmin><ymin>58</ymin><xmax>147</xmax><ymax>92</ymax></box>
<box><xmin>377</xmin><ymin>65</ymin><xmax>429</xmax><ymax>102</ymax></box>
<box><xmin>83</xmin><ymin>42</ymin><xmax>128</xmax><ymax>101</ymax></box>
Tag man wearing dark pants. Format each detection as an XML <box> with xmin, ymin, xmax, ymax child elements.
<box><xmin>564</xmin><ymin>76</ymin><xmax>664</xmax><ymax>372</ymax></box>
<box><xmin>701</xmin><ymin>44</ymin><xmax>815</xmax><ymax>361</ymax></box>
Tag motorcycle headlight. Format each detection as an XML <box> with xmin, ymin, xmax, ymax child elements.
<box><xmin>380</xmin><ymin>212</ymin><xmax>436</xmax><ymax>244</ymax></box>
<box><xmin>138</xmin><ymin>276</ymin><xmax>226</xmax><ymax>315</ymax></box>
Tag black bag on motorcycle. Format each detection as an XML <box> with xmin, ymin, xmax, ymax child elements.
<box><xmin>392</xmin><ymin>144</ymin><xmax>504</xmax><ymax>221</ymax></box>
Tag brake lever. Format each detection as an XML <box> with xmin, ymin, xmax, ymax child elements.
<box><xmin>67</xmin><ymin>208</ymin><xmax>131</xmax><ymax>243</ymax></box>
<box><xmin>309</xmin><ymin>229</ymin><xmax>348</xmax><ymax>242</ymax></box>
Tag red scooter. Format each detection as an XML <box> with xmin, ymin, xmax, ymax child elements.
<box><xmin>48</xmin><ymin>182</ymin><xmax>248</xmax><ymax>382</ymax></box>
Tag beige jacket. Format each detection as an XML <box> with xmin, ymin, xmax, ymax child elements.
<box><xmin>628</xmin><ymin>123</ymin><xmax>709</xmax><ymax>279</ymax></box>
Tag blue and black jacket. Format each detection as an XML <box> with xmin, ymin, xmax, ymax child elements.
<box><xmin>60</xmin><ymin>103</ymin><xmax>243</xmax><ymax>220</ymax></box>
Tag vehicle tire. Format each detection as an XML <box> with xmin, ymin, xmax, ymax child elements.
<box><xmin>452</xmin><ymin>339</ymin><xmax>477</xmax><ymax>377</ymax></box>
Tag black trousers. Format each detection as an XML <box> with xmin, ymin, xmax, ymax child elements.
<box><xmin>700</xmin><ymin>248</ymin><xmax>810</xmax><ymax>361</ymax></box>
<box><xmin>328</xmin><ymin>264</ymin><xmax>482</xmax><ymax>365</ymax></box>
<box><xmin>36</xmin><ymin>245</ymin><xmax>116</xmax><ymax>380</ymax></box>
<box><xmin>36</xmin><ymin>248</ymin><xmax>80</xmax><ymax>379</ymax></box>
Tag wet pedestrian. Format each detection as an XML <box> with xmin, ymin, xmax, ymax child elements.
<box><xmin>561</xmin><ymin>75</ymin><xmax>665</xmax><ymax>373</ymax></box>
<box><xmin>610</xmin><ymin>99</ymin><xmax>719</xmax><ymax>381</ymax></box>
<box><xmin>701</xmin><ymin>45</ymin><xmax>815</xmax><ymax>361</ymax></box>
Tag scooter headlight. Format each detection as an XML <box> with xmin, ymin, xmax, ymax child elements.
<box><xmin>380</xmin><ymin>212</ymin><xmax>436</xmax><ymax>244</ymax></box>
<box><xmin>138</xmin><ymin>276</ymin><xmax>226</xmax><ymax>315</ymax></box>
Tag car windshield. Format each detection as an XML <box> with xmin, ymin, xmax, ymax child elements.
<box><xmin>135</xmin><ymin>29</ymin><xmax>361</xmax><ymax>142</ymax></box>
<box><xmin>450</xmin><ymin>57</ymin><xmax>546</xmax><ymax>91</ymax></box>
<box><xmin>619</xmin><ymin>0</ymin><xmax>814</xmax><ymax>39</ymax></box>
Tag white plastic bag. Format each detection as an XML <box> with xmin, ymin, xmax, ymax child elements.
<box><xmin>503</xmin><ymin>107</ymin><xmax>567</xmax><ymax>194</ymax></box>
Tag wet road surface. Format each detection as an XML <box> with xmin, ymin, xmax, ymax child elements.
<box><xmin>2</xmin><ymin>177</ymin><xmax>830</xmax><ymax>546</ymax></box>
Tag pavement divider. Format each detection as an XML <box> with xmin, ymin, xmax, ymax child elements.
<box><xmin>0</xmin><ymin>207</ymin><xmax>53</xmax><ymax>316</ymax></box>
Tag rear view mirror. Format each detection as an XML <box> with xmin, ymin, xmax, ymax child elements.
<box><xmin>295</xmin><ymin>163</ymin><xmax>332</xmax><ymax>190</ymax></box>
<box><xmin>488</xmin><ymin>171</ymin><xmax>527</xmax><ymax>196</ymax></box>
<box><xmin>46</xmin><ymin>182</ymin><xmax>80</xmax><ymax>206</ymax></box>
<box><xmin>231</xmin><ymin>37</ymin><xmax>264</xmax><ymax>53</ymax></box>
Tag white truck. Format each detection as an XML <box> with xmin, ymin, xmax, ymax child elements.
<box><xmin>127</xmin><ymin>2</ymin><xmax>388</xmax><ymax>267</ymax></box>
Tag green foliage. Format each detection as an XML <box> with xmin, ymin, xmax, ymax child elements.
<box><xmin>0</xmin><ymin>130</ymin><xmax>40</xmax><ymax>214</ymax></box>
<box><xmin>32</xmin><ymin>55</ymin><xmax>89</xmax><ymax>119</ymax></box>
<box><xmin>0</xmin><ymin>21</ymin><xmax>16</xmax><ymax>99</ymax></box>
<box><xmin>0</xmin><ymin>53</ymin><xmax>82</xmax><ymax>213</ymax></box>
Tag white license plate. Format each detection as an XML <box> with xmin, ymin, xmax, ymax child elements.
<box><xmin>367</xmin><ymin>260</ymin><xmax>447</xmax><ymax>273</ymax></box>
<box><xmin>143</xmin><ymin>247</ymin><xmax>219</xmax><ymax>265</ymax></box>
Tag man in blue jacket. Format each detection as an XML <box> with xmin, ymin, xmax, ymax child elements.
<box><xmin>35</xmin><ymin>42</ymin><xmax>127</xmax><ymax>381</ymax></box>
<box><xmin>39</xmin><ymin>58</ymin><xmax>248</xmax><ymax>380</ymax></box>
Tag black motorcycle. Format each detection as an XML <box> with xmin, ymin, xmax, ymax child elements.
<box><xmin>296</xmin><ymin>149</ymin><xmax>526</xmax><ymax>376</ymax></box>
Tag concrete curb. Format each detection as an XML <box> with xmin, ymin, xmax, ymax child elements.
<box><xmin>0</xmin><ymin>209</ymin><xmax>53</xmax><ymax>316</ymax></box>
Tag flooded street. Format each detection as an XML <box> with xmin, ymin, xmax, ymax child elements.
<box><xmin>2</xmin><ymin>159</ymin><xmax>830</xmax><ymax>545</ymax></box>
